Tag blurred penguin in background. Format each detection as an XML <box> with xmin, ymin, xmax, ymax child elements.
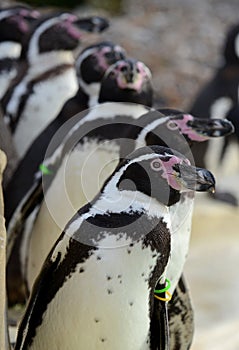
<box><xmin>189</xmin><ymin>22</ymin><xmax>239</xmax><ymax>206</ymax></box>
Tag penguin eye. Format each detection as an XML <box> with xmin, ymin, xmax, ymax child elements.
<box><xmin>150</xmin><ymin>159</ymin><xmax>163</xmax><ymax>171</ymax></box>
<box><xmin>120</xmin><ymin>66</ymin><xmax>128</xmax><ymax>72</ymax></box>
<box><xmin>167</xmin><ymin>120</ymin><xmax>179</xmax><ymax>130</ymax></box>
<box><xmin>109</xmin><ymin>70</ymin><xmax>116</xmax><ymax>77</ymax></box>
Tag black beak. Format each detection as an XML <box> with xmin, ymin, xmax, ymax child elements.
<box><xmin>74</xmin><ymin>16</ymin><xmax>109</xmax><ymax>33</ymax></box>
<box><xmin>188</xmin><ymin>118</ymin><xmax>234</xmax><ymax>137</ymax></box>
<box><xmin>178</xmin><ymin>164</ymin><xmax>216</xmax><ymax>193</ymax></box>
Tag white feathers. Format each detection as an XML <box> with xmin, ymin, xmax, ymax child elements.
<box><xmin>0</xmin><ymin>42</ymin><xmax>21</xmax><ymax>98</ymax></box>
<box><xmin>27</xmin><ymin>14</ymin><xmax>71</xmax><ymax>63</ymax></box>
<box><xmin>44</xmin><ymin>102</ymin><xmax>150</xmax><ymax>167</ymax></box>
<box><xmin>12</xmin><ymin>67</ymin><xmax>78</xmax><ymax>158</ymax></box>
<box><xmin>134</xmin><ymin>116</ymin><xmax>169</xmax><ymax>149</ymax></box>
<box><xmin>205</xmin><ymin>97</ymin><xmax>233</xmax><ymax>174</ymax></box>
<box><xmin>234</xmin><ymin>33</ymin><xmax>239</xmax><ymax>59</ymax></box>
<box><xmin>31</xmin><ymin>236</ymin><xmax>159</xmax><ymax>350</ymax></box>
<box><xmin>166</xmin><ymin>194</ymin><xmax>194</xmax><ymax>294</ymax></box>
<box><xmin>210</xmin><ymin>97</ymin><xmax>233</xmax><ymax>120</ymax></box>
<box><xmin>0</xmin><ymin>41</ymin><xmax>21</xmax><ymax>60</ymax></box>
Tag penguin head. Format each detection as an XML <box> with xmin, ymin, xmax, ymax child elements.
<box><xmin>76</xmin><ymin>41</ymin><xmax>127</xmax><ymax>85</ymax></box>
<box><xmin>98</xmin><ymin>58</ymin><xmax>153</xmax><ymax>106</ymax></box>
<box><xmin>223</xmin><ymin>23</ymin><xmax>239</xmax><ymax>65</ymax></box>
<box><xmin>21</xmin><ymin>12</ymin><xmax>109</xmax><ymax>61</ymax></box>
<box><xmin>119</xmin><ymin>108</ymin><xmax>233</xmax><ymax>163</ymax></box>
<box><xmin>156</xmin><ymin>108</ymin><xmax>234</xmax><ymax>142</ymax></box>
<box><xmin>103</xmin><ymin>145</ymin><xmax>215</xmax><ymax>207</ymax></box>
<box><xmin>0</xmin><ymin>6</ymin><xmax>39</xmax><ymax>43</ymax></box>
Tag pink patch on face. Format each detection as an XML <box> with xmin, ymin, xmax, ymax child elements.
<box><xmin>58</xmin><ymin>21</ymin><xmax>82</xmax><ymax>40</ymax></box>
<box><xmin>19</xmin><ymin>9</ymin><xmax>40</xmax><ymax>19</ymax></box>
<box><xmin>151</xmin><ymin>155</ymin><xmax>191</xmax><ymax>191</ymax></box>
<box><xmin>136</xmin><ymin>61</ymin><xmax>150</xmax><ymax>79</ymax></box>
<box><xmin>94</xmin><ymin>47</ymin><xmax>112</xmax><ymax>71</ymax></box>
<box><xmin>172</xmin><ymin>114</ymin><xmax>209</xmax><ymax>142</ymax></box>
<box><xmin>65</xmin><ymin>14</ymin><xmax>78</xmax><ymax>23</ymax></box>
<box><xmin>9</xmin><ymin>15</ymin><xmax>29</xmax><ymax>33</ymax></box>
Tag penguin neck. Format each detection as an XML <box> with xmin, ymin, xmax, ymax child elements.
<box><xmin>0</xmin><ymin>41</ymin><xmax>21</xmax><ymax>60</ymax></box>
<box><xmin>94</xmin><ymin>188</ymin><xmax>169</xmax><ymax>221</ymax></box>
<box><xmin>27</xmin><ymin>50</ymin><xmax>75</xmax><ymax>76</ymax></box>
<box><xmin>77</xmin><ymin>76</ymin><xmax>100</xmax><ymax>108</ymax></box>
<box><xmin>50</xmin><ymin>101</ymin><xmax>150</xmax><ymax>160</ymax></box>
<box><xmin>134</xmin><ymin>116</ymin><xmax>169</xmax><ymax>149</ymax></box>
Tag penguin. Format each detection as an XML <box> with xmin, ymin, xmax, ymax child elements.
<box><xmin>1</xmin><ymin>12</ymin><xmax>109</xmax><ymax>158</ymax></box>
<box><xmin>6</xmin><ymin>57</ymin><xmax>154</xmax><ymax>305</ymax></box>
<box><xmin>14</xmin><ymin>145</ymin><xmax>215</xmax><ymax>350</ymax></box>
<box><xmin>4</xmin><ymin>42</ymin><xmax>127</xmax><ymax>226</ymax></box>
<box><xmin>0</xmin><ymin>5</ymin><xmax>39</xmax><ymax>99</ymax></box>
<box><xmin>189</xmin><ymin>22</ymin><xmax>239</xmax><ymax>205</ymax></box>
<box><xmin>6</xmin><ymin>104</ymin><xmax>232</xmax><ymax>300</ymax></box>
<box><xmin>8</xmin><ymin>106</ymin><xmax>231</xmax><ymax>347</ymax></box>
<box><xmin>0</xmin><ymin>108</ymin><xmax>18</xmax><ymax>188</ymax></box>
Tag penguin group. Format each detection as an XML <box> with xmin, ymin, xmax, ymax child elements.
<box><xmin>0</xmin><ymin>3</ymin><xmax>237</xmax><ymax>350</ymax></box>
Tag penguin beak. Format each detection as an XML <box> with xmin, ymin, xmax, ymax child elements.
<box><xmin>74</xmin><ymin>16</ymin><xmax>109</xmax><ymax>33</ymax></box>
<box><xmin>177</xmin><ymin>164</ymin><xmax>216</xmax><ymax>193</ymax></box>
<box><xmin>188</xmin><ymin>118</ymin><xmax>234</xmax><ymax>138</ymax></box>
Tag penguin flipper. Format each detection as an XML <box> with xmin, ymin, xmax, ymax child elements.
<box><xmin>151</xmin><ymin>288</ymin><xmax>170</xmax><ymax>350</ymax></box>
<box><xmin>14</xmin><ymin>245</ymin><xmax>61</xmax><ymax>349</ymax></box>
<box><xmin>7</xmin><ymin>178</ymin><xmax>44</xmax><ymax>261</ymax></box>
<box><xmin>168</xmin><ymin>275</ymin><xmax>194</xmax><ymax>350</ymax></box>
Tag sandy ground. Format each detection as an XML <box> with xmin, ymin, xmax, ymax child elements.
<box><xmin>186</xmin><ymin>196</ymin><xmax>239</xmax><ymax>349</ymax></box>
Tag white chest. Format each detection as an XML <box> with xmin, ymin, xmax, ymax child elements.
<box><xmin>30</xmin><ymin>236</ymin><xmax>159</xmax><ymax>350</ymax></box>
<box><xmin>11</xmin><ymin>67</ymin><xmax>78</xmax><ymax>158</ymax></box>
<box><xmin>165</xmin><ymin>195</ymin><xmax>194</xmax><ymax>294</ymax></box>
<box><xmin>27</xmin><ymin>140</ymin><xmax>120</xmax><ymax>289</ymax></box>
<box><xmin>0</xmin><ymin>68</ymin><xmax>17</xmax><ymax>99</ymax></box>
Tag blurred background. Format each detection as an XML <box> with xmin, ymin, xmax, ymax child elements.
<box><xmin>2</xmin><ymin>0</ymin><xmax>239</xmax><ymax>348</ymax></box>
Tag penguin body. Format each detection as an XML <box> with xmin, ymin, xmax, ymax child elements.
<box><xmin>189</xmin><ymin>23</ymin><xmax>239</xmax><ymax>204</ymax></box>
<box><xmin>2</xmin><ymin>12</ymin><xmax>108</xmax><ymax>158</ymax></box>
<box><xmin>0</xmin><ymin>6</ymin><xmax>39</xmax><ymax>99</ymax></box>
<box><xmin>14</xmin><ymin>145</ymin><xmax>215</xmax><ymax>350</ymax></box>
<box><xmin>168</xmin><ymin>275</ymin><xmax>194</xmax><ymax>349</ymax></box>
